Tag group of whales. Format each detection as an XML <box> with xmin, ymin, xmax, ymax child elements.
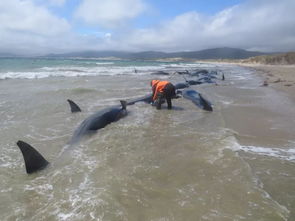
<box><xmin>151</xmin><ymin>68</ymin><xmax>224</xmax><ymax>82</ymax></box>
<box><xmin>16</xmin><ymin>69</ymin><xmax>224</xmax><ymax>174</ymax></box>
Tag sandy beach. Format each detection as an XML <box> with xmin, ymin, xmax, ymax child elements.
<box><xmin>240</xmin><ymin>64</ymin><xmax>295</xmax><ymax>102</ymax></box>
<box><xmin>1</xmin><ymin>58</ymin><xmax>295</xmax><ymax>220</ymax></box>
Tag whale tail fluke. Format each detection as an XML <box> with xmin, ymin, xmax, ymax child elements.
<box><xmin>182</xmin><ymin>89</ymin><xmax>213</xmax><ymax>112</ymax></box>
<box><xmin>199</xmin><ymin>93</ymin><xmax>213</xmax><ymax>112</ymax></box>
<box><xmin>16</xmin><ymin>140</ymin><xmax>49</xmax><ymax>174</ymax></box>
<box><xmin>67</xmin><ymin>99</ymin><xmax>82</xmax><ymax>113</ymax></box>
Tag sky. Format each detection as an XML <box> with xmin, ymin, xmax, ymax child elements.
<box><xmin>0</xmin><ymin>0</ymin><xmax>295</xmax><ymax>55</ymax></box>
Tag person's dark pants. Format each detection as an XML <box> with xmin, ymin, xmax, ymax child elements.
<box><xmin>155</xmin><ymin>83</ymin><xmax>176</xmax><ymax>110</ymax></box>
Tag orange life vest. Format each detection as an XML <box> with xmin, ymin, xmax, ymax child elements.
<box><xmin>151</xmin><ymin>80</ymin><xmax>170</xmax><ymax>101</ymax></box>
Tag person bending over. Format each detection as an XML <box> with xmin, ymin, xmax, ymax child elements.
<box><xmin>151</xmin><ymin>80</ymin><xmax>176</xmax><ymax>110</ymax></box>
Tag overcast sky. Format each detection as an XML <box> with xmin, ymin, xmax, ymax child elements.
<box><xmin>1</xmin><ymin>0</ymin><xmax>295</xmax><ymax>55</ymax></box>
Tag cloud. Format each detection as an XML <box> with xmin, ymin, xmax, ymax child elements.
<box><xmin>75</xmin><ymin>0</ymin><xmax>147</xmax><ymax>28</ymax></box>
<box><xmin>1</xmin><ymin>0</ymin><xmax>295</xmax><ymax>54</ymax></box>
<box><xmin>0</xmin><ymin>0</ymin><xmax>70</xmax><ymax>36</ymax></box>
<box><xmin>109</xmin><ymin>0</ymin><xmax>295</xmax><ymax>52</ymax></box>
<box><xmin>0</xmin><ymin>0</ymin><xmax>71</xmax><ymax>54</ymax></box>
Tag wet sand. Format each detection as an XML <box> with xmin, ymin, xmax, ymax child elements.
<box><xmin>1</xmin><ymin>62</ymin><xmax>295</xmax><ymax>220</ymax></box>
<box><xmin>240</xmin><ymin>64</ymin><xmax>295</xmax><ymax>102</ymax></box>
<box><xmin>227</xmin><ymin>64</ymin><xmax>295</xmax><ymax>220</ymax></box>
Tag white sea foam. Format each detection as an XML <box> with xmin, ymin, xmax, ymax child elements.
<box><xmin>239</xmin><ymin>145</ymin><xmax>295</xmax><ymax>161</ymax></box>
<box><xmin>57</xmin><ymin>212</ymin><xmax>74</xmax><ymax>221</ymax></box>
<box><xmin>0</xmin><ymin>65</ymin><xmax>160</xmax><ymax>79</ymax></box>
<box><xmin>95</xmin><ymin>62</ymin><xmax>114</xmax><ymax>65</ymax></box>
<box><xmin>0</xmin><ymin>60</ymin><xmax>223</xmax><ymax>79</ymax></box>
<box><xmin>220</xmin><ymin>133</ymin><xmax>295</xmax><ymax>162</ymax></box>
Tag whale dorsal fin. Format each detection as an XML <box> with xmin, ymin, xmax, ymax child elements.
<box><xmin>16</xmin><ymin>140</ymin><xmax>49</xmax><ymax>174</ymax></box>
<box><xmin>120</xmin><ymin>100</ymin><xmax>127</xmax><ymax>110</ymax></box>
<box><xmin>67</xmin><ymin>99</ymin><xmax>82</xmax><ymax>113</ymax></box>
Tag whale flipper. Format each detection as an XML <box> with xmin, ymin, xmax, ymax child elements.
<box><xmin>67</xmin><ymin>99</ymin><xmax>82</xmax><ymax>113</ymax></box>
<box><xmin>16</xmin><ymin>140</ymin><xmax>49</xmax><ymax>174</ymax></box>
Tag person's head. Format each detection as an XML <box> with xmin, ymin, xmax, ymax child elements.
<box><xmin>151</xmin><ymin>79</ymin><xmax>160</xmax><ymax>87</ymax></box>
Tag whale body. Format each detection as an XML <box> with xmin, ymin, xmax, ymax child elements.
<box><xmin>126</xmin><ymin>94</ymin><xmax>153</xmax><ymax>105</ymax></box>
<box><xmin>182</xmin><ymin>89</ymin><xmax>213</xmax><ymax>111</ymax></box>
<box><xmin>70</xmin><ymin>100</ymin><xmax>127</xmax><ymax>144</ymax></box>
<box><xmin>16</xmin><ymin>101</ymin><xmax>128</xmax><ymax>174</ymax></box>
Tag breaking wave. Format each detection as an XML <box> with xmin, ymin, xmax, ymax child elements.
<box><xmin>0</xmin><ymin>59</ymin><xmax>218</xmax><ymax>79</ymax></box>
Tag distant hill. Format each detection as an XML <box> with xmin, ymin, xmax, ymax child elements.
<box><xmin>46</xmin><ymin>51</ymin><xmax>131</xmax><ymax>59</ymax></box>
<box><xmin>169</xmin><ymin>48</ymin><xmax>266</xmax><ymax>59</ymax></box>
<box><xmin>242</xmin><ymin>52</ymin><xmax>295</xmax><ymax>65</ymax></box>
<box><xmin>45</xmin><ymin>47</ymin><xmax>268</xmax><ymax>60</ymax></box>
<box><xmin>0</xmin><ymin>52</ymin><xmax>19</xmax><ymax>57</ymax></box>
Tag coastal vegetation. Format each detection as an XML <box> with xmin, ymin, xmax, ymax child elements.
<box><xmin>197</xmin><ymin>52</ymin><xmax>295</xmax><ymax>65</ymax></box>
<box><xmin>242</xmin><ymin>52</ymin><xmax>295</xmax><ymax>65</ymax></box>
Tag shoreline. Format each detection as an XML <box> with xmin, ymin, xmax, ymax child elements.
<box><xmin>203</xmin><ymin>60</ymin><xmax>295</xmax><ymax>103</ymax></box>
<box><xmin>238</xmin><ymin>64</ymin><xmax>295</xmax><ymax>102</ymax></box>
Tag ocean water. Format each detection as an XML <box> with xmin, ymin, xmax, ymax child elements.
<box><xmin>0</xmin><ymin>58</ymin><xmax>294</xmax><ymax>220</ymax></box>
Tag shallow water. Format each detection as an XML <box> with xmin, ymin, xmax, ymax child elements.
<box><xmin>0</xmin><ymin>59</ymin><xmax>294</xmax><ymax>220</ymax></box>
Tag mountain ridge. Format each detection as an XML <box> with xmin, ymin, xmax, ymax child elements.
<box><xmin>44</xmin><ymin>47</ymin><xmax>270</xmax><ymax>60</ymax></box>
<box><xmin>0</xmin><ymin>47</ymin><xmax>277</xmax><ymax>60</ymax></box>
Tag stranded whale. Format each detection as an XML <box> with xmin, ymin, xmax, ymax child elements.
<box><xmin>16</xmin><ymin>100</ymin><xmax>128</xmax><ymax>174</ymax></box>
<box><xmin>182</xmin><ymin>89</ymin><xmax>213</xmax><ymax>111</ymax></box>
<box><xmin>70</xmin><ymin>100</ymin><xmax>127</xmax><ymax>144</ymax></box>
<box><xmin>127</xmin><ymin>94</ymin><xmax>153</xmax><ymax>105</ymax></box>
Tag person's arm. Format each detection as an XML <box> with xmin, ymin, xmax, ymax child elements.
<box><xmin>152</xmin><ymin>85</ymin><xmax>157</xmax><ymax>101</ymax></box>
